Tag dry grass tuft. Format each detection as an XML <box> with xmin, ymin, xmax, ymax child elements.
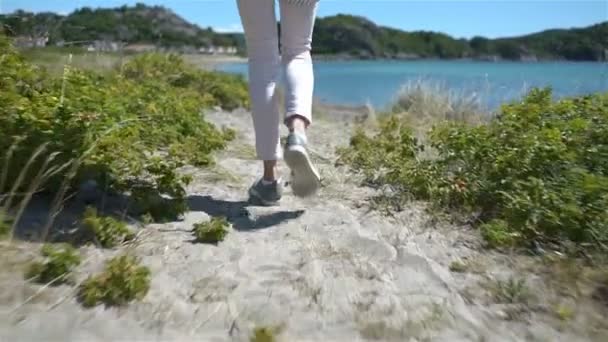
<box><xmin>388</xmin><ymin>80</ymin><xmax>487</xmax><ymax>139</ymax></box>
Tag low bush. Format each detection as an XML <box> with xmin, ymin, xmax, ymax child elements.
<box><xmin>193</xmin><ymin>216</ymin><xmax>230</xmax><ymax>243</ymax></box>
<box><xmin>339</xmin><ymin>88</ymin><xmax>608</xmax><ymax>253</ymax></box>
<box><xmin>78</xmin><ymin>254</ymin><xmax>150</xmax><ymax>307</ymax></box>
<box><xmin>82</xmin><ymin>207</ymin><xmax>134</xmax><ymax>248</ymax></box>
<box><xmin>0</xmin><ymin>33</ymin><xmax>248</xmax><ymax>221</ymax></box>
<box><xmin>119</xmin><ymin>52</ymin><xmax>249</xmax><ymax>111</ymax></box>
<box><xmin>26</xmin><ymin>244</ymin><xmax>81</xmax><ymax>284</ymax></box>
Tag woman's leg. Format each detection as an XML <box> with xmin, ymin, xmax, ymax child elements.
<box><xmin>279</xmin><ymin>0</ymin><xmax>319</xmax><ymax>132</ymax></box>
<box><xmin>237</xmin><ymin>0</ymin><xmax>282</xmax><ymax>180</ymax></box>
<box><xmin>280</xmin><ymin>0</ymin><xmax>321</xmax><ymax>198</ymax></box>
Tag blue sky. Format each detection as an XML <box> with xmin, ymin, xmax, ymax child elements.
<box><xmin>1</xmin><ymin>0</ymin><xmax>606</xmax><ymax>39</ymax></box>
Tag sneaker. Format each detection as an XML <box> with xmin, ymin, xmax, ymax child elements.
<box><xmin>248</xmin><ymin>178</ymin><xmax>283</xmax><ymax>206</ymax></box>
<box><xmin>283</xmin><ymin>132</ymin><xmax>321</xmax><ymax>197</ymax></box>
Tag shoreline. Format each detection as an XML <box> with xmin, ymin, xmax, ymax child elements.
<box><xmin>20</xmin><ymin>47</ymin><xmax>605</xmax><ymax>64</ymax></box>
<box><xmin>311</xmin><ymin>54</ymin><xmax>607</xmax><ymax>63</ymax></box>
<box><xmin>205</xmin><ymin>54</ymin><xmax>607</xmax><ymax>65</ymax></box>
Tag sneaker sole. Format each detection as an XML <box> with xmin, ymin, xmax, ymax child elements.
<box><xmin>284</xmin><ymin>145</ymin><xmax>321</xmax><ymax>198</ymax></box>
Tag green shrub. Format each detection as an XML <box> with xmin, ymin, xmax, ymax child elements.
<box><xmin>337</xmin><ymin>115</ymin><xmax>439</xmax><ymax>206</ymax></box>
<box><xmin>0</xmin><ymin>34</ymin><xmax>246</xmax><ymax>221</ymax></box>
<box><xmin>193</xmin><ymin>217</ymin><xmax>230</xmax><ymax>243</ymax></box>
<box><xmin>82</xmin><ymin>207</ymin><xmax>134</xmax><ymax>248</ymax></box>
<box><xmin>26</xmin><ymin>244</ymin><xmax>81</xmax><ymax>284</ymax></box>
<box><xmin>119</xmin><ymin>52</ymin><xmax>249</xmax><ymax>111</ymax></box>
<box><xmin>339</xmin><ymin>88</ymin><xmax>608</xmax><ymax>253</ymax></box>
<box><xmin>78</xmin><ymin>254</ymin><xmax>150</xmax><ymax>307</ymax></box>
<box><xmin>480</xmin><ymin>219</ymin><xmax>518</xmax><ymax>248</ymax></box>
<box><xmin>338</xmin><ymin>116</ymin><xmax>424</xmax><ymax>187</ymax></box>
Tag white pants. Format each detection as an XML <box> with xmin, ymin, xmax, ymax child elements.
<box><xmin>237</xmin><ymin>0</ymin><xmax>318</xmax><ymax>160</ymax></box>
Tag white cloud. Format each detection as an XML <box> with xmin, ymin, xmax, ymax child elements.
<box><xmin>213</xmin><ymin>23</ymin><xmax>243</xmax><ymax>33</ymax></box>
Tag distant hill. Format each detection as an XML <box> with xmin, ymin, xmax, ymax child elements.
<box><xmin>2</xmin><ymin>5</ymin><xmax>606</xmax><ymax>61</ymax></box>
<box><xmin>0</xmin><ymin>3</ymin><xmax>244</xmax><ymax>51</ymax></box>
<box><xmin>314</xmin><ymin>15</ymin><xmax>608</xmax><ymax>61</ymax></box>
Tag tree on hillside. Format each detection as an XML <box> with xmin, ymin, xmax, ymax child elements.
<box><xmin>470</xmin><ymin>36</ymin><xmax>491</xmax><ymax>55</ymax></box>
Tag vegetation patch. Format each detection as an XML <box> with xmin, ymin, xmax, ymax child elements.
<box><xmin>26</xmin><ymin>244</ymin><xmax>81</xmax><ymax>285</ymax></box>
<box><xmin>487</xmin><ymin>277</ymin><xmax>532</xmax><ymax>304</ymax></box>
<box><xmin>250</xmin><ymin>325</ymin><xmax>284</xmax><ymax>342</ymax></box>
<box><xmin>193</xmin><ymin>217</ymin><xmax>230</xmax><ymax>244</ymax></box>
<box><xmin>78</xmin><ymin>254</ymin><xmax>150</xmax><ymax>307</ymax></box>
<box><xmin>82</xmin><ymin>207</ymin><xmax>134</xmax><ymax>248</ymax></box>
<box><xmin>554</xmin><ymin>304</ymin><xmax>575</xmax><ymax>321</ymax></box>
<box><xmin>0</xmin><ymin>33</ymin><xmax>247</xmax><ymax>222</ymax></box>
<box><xmin>0</xmin><ymin>210</ymin><xmax>10</xmax><ymax>238</ymax></box>
<box><xmin>339</xmin><ymin>88</ymin><xmax>608</xmax><ymax>254</ymax></box>
<box><xmin>448</xmin><ymin>260</ymin><xmax>468</xmax><ymax>273</ymax></box>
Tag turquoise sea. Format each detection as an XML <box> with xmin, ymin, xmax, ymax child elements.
<box><xmin>218</xmin><ymin>60</ymin><xmax>608</xmax><ymax>110</ymax></box>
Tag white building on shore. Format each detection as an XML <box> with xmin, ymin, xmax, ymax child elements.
<box><xmin>14</xmin><ymin>36</ymin><xmax>49</xmax><ymax>48</ymax></box>
<box><xmin>199</xmin><ymin>45</ymin><xmax>238</xmax><ymax>55</ymax></box>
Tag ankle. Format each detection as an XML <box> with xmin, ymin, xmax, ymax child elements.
<box><xmin>287</xmin><ymin>115</ymin><xmax>308</xmax><ymax>133</ymax></box>
<box><xmin>263</xmin><ymin>161</ymin><xmax>278</xmax><ymax>181</ymax></box>
<box><xmin>262</xmin><ymin>172</ymin><xmax>277</xmax><ymax>182</ymax></box>
<box><xmin>262</xmin><ymin>169</ymin><xmax>283</xmax><ymax>185</ymax></box>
